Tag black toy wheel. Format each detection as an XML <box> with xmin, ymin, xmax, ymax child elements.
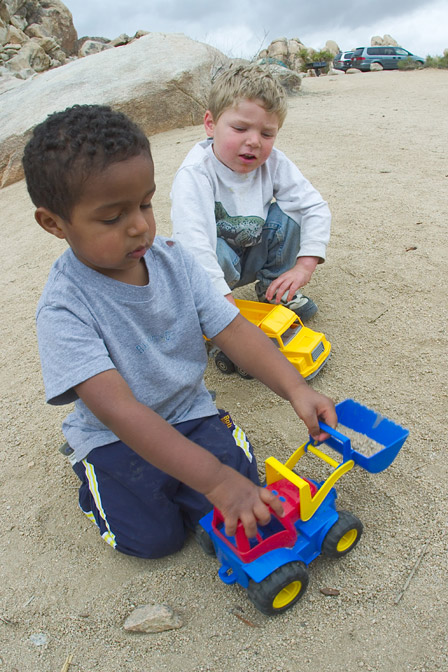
<box><xmin>247</xmin><ymin>561</ymin><xmax>309</xmax><ymax>615</ymax></box>
<box><xmin>194</xmin><ymin>525</ymin><xmax>216</xmax><ymax>556</ymax></box>
<box><xmin>235</xmin><ymin>366</ymin><xmax>254</xmax><ymax>380</ymax></box>
<box><xmin>215</xmin><ymin>351</ymin><xmax>235</xmax><ymax>374</ymax></box>
<box><xmin>321</xmin><ymin>510</ymin><xmax>363</xmax><ymax>558</ymax></box>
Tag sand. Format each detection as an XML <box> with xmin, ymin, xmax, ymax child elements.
<box><xmin>1</xmin><ymin>68</ymin><xmax>447</xmax><ymax>672</ymax></box>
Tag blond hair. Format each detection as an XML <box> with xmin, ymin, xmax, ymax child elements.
<box><xmin>208</xmin><ymin>63</ymin><xmax>288</xmax><ymax>127</ymax></box>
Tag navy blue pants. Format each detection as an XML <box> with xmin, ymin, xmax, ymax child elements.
<box><xmin>72</xmin><ymin>411</ymin><xmax>259</xmax><ymax>558</ymax></box>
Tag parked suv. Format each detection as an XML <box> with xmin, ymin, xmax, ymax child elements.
<box><xmin>351</xmin><ymin>46</ymin><xmax>424</xmax><ymax>71</ymax></box>
<box><xmin>333</xmin><ymin>51</ymin><xmax>354</xmax><ymax>71</ymax></box>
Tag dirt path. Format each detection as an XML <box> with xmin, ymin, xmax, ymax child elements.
<box><xmin>1</xmin><ymin>68</ymin><xmax>447</xmax><ymax>671</ymax></box>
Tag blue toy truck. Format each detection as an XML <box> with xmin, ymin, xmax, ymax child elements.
<box><xmin>199</xmin><ymin>399</ymin><xmax>409</xmax><ymax>615</ymax></box>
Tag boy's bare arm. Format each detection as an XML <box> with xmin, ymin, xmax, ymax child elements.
<box><xmin>212</xmin><ymin>314</ymin><xmax>337</xmax><ymax>441</ymax></box>
<box><xmin>74</xmin><ymin>370</ymin><xmax>283</xmax><ymax>537</ymax></box>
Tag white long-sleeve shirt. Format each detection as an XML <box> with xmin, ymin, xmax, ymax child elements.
<box><xmin>171</xmin><ymin>138</ymin><xmax>331</xmax><ymax>295</ymax></box>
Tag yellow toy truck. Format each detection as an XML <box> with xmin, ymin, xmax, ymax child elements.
<box><xmin>214</xmin><ymin>299</ymin><xmax>331</xmax><ymax>380</ymax></box>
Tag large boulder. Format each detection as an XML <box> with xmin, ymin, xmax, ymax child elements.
<box><xmin>6</xmin><ymin>0</ymin><xmax>77</xmax><ymax>55</ymax></box>
<box><xmin>260</xmin><ymin>36</ymin><xmax>309</xmax><ymax>73</ymax></box>
<box><xmin>0</xmin><ymin>32</ymin><xmax>229</xmax><ymax>188</ymax></box>
<box><xmin>1</xmin><ymin>0</ymin><xmax>77</xmax><ymax>86</ymax></box>
<box><xmin>325</xmin><ymin>40</ymin><xmax>340</xmax><ymax>56</ymax></box>
<box><xmin>371</xmin><ymin>34</ymin><xmax>399</xmax><ymax>47</ymax></box>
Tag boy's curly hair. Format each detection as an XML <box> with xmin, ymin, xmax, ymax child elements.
<box><xmin>208</xmin><ymin>63</ymin><xmax>288</xmax><ymax>127</ymax></box>
<box><xmin>22</xmin><ymin>104</ymin><xmax>152</xmax><ymax>221</ymax></box>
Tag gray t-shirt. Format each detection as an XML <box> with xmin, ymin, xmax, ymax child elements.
<box><xmin>36</xmin><ymin>237</ymin><xmax>239</xmax><ymax>463</ymax></box>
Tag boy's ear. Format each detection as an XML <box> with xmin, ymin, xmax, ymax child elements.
<box><xmin>34</xmin><ymin>207</ymin><xmax>68</xmax><ymax>240</ymax></box>
<box><xmin>204</xmin><ymin>110</ymin><xmax>215</xmax><ymax>138</ymax></box>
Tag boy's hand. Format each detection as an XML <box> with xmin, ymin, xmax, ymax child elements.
<box><xmin>265</xmin><ymin>256</ymin><xmax>319</xmax><ymax>303</ymax></box>
<box><xmin>204</xmin><ymin>464</ymin><xmax>284</xmax><ymax>538</ymax></box>
<box><xmin>289</xmin><ymin>385</ymin><xmax>337</xmax><ymax>442</ymax></box>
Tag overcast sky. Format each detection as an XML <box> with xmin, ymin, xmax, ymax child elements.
<box><xmin>63</xmin><ymin>0</ymin><xmax>447</xmax><ymax>59</ymax></box>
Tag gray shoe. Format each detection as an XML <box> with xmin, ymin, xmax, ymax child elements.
<box><xmin>257</xmin><ymin>289</ymin><xmax>318</xmax><ymax>322</ymax></box>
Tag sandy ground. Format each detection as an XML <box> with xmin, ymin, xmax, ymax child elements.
<box><xmin>1</xmin><ymin>68</ymin><xmax>447</xmax><ymax>672</ymax></box>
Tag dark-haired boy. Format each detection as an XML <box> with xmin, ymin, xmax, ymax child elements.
<box><xmin>24</xmin><ymin>104</ymin><xmax>336</xmax><ymax>559</ymax></box>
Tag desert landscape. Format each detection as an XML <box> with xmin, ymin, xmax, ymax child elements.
<box><xmin>1</xmin><ymin>68</ymin><xmax>447</xmax><ymax>671</ymax></box>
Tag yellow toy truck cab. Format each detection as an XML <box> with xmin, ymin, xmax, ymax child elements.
<box><xmin>214</xmin><ymin>299</ymin><xmax>331</xmax><ymax>380</ymax></box>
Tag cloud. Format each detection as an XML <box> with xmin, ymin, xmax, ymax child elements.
<box><xmin>66</xmin><ymin>0</ymin><xmax>448</xmax><ymax>57</ymax></box>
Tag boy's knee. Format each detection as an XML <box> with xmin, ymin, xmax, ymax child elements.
<box><xmin>266</xmin><ymin>202</ymin><xmax>299</xmax><ymax>230</ymax></box>
<box><xmin>216</xmin><ymin>237</ymin><xmax>241</xmax><ymax>286</ymax></box>
<box><xmin>114</xmin><ymin>527</ymin><xmax>187</xmax><ymax>559</ymax></box>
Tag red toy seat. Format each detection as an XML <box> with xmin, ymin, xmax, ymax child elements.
<box><xmin>211</xmin><ymin>477</ymin><xmax>318</xmax><ymax>563</ymax></box>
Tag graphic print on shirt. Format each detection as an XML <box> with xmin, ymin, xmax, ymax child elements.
<box><xmin>214</xmin><ymin>202</ymin><xmax>265</xmax><ymax>249</ymax></box>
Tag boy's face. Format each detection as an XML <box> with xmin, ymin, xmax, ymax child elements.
<box><xmin>204</xmin><ymin>99</ymin><xmax>279</xmax><ymax>174</ymax></box>
<box><xmin>37</xmin><ymin>153</ymin><xmax>156</xmax><ymax>285</ymax></box>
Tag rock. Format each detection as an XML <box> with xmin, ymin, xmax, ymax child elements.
<box><xmin>34</xmin><ymin>0</ymin><xmax>77</xmax><ymax>55</ymax></box>
<box><xmin>346</xmin><ymin>67</ymin><xmax>361</xmax><ymax>75</ymax></box>
<box><xmin>383</xmin><ymin>34</ymin><xmax>399</xmax><ymax>46</ymax></box>
<box><xmin>134</xmin><ymin>30</ymin><xmax>149</xmax><ymax>39</ymax></box>
<box><xmin>267</xmin><ymin>37</ymin><xmax>288</xmax><ymax>63</ymax></box>
<box><xmin>320</xmin><ymin>587</ymin><xmax>341</xmax><ymax>596</ymax></box>
<box><xmin>25</xmin><ymin>22</ymin><xmax>48</xmax><ymax>39</ymax></box>
<box><xmin>0</xmin><ymin>18</ymin><xmax>10</xmax><ymax>47</ymax></box>
<box><xmin>265</xmin><ymin>63</ymin><xmax>302</xmax><ymax>94</ymax></box>
<box><xmin>1</xmin><ymin>1</ymin><xmax>77</xmax><ymax>80</ymax></box>
<box><xmin>287</xmin><ymin>37</ymin><xmax>305</xmax><ymax>56</ymax></box>
<box><xmin>260</xmin><ymin>36</ymin><xmax>309</xmax><ymax>73</ymax></box>
<box><xmin>325</xmin><ymin>40</ymin><xmax>340</xmax><ymax>56</ymax></box>
<box><xmin>109</xmin><ymin>33</ymin><xmax>130</xmax><ymax>48</ymax></box>
<box><xmin>123</xmin><ymin>604</ymin><xmax>183</xmax><ymax>633</ymax></box>
<box><xmin>370</xmin><ymin>62</ymin><xmax>384</xmax><ymax>72</ymax></box>
<box><xmin>0</xmin><ymin>32</ymin><xmax>229</xmax><ymax>188</ymax></box>
<box><xmin>78</xmin><ymin>39</ymin><xmax>111</xmax><ymax>58</ymax></box>
<box><xmin>29</xmin><ymin>632</ymin><xmax>49</xmax><ymax>646</ymax></box>
<box><xmin>371</xmin><ymin>34</ymin><xmax>399</xmax><ymax>47</ymax></box>
<box><xmin>6</xmin><ymin>24</ymin><xmax>28</xmax><ymax>45</ymax></box>
<box><xmin>5</xmin><ymin>39</ymin><xmax>50</xmax><ymax>73</ymax></box>
<box><xmin>33</xmin><ymin>35</ymin><xmax>66</xmax><ymax>62</ymax></box>
<box><xmin>9</xmin><ymin>14</ymin><xmax>27</xmax><ymax>32</ymax></box>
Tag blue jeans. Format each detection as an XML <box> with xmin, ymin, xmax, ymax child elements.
<box><xmin>216</xmin><ymin>202</ymin><xmax>301</xmax><ymax>296</ymax></box>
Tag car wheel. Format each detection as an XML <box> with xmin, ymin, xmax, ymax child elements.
<box><xmin>215</xmin><ymin>351</ymin><xmax>235</xmax><ymax>374</ymax></box>
<box><xmin>248</xmin><ymin>562</ymin><xmax>309</xmax><ymax>615</ymax></box>
<box><xmin>321</xmin><ymin>511</ymin><xmax>363</xmax><ymax>558</ymax></box>
<box><xmin>235</xmin><ymin>366</ymin><xmax>254</xmax><ymax>380</ymax></box>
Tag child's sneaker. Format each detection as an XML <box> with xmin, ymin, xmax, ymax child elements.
<box><xmin>257</xmin><ymin>289</ymin><xmax>318</xmax><ymax>322</ymax></box>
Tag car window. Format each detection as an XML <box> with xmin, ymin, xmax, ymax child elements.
<box><xmin>353</xmin><ymin>48</ymin><xmax>363</xmax><ymax>56</ymax></box>
<box><xmin>384</xmin><ymin>47</ymin><xmax>395</xmax><ymax>55</ymax></box>
<box><xmin>395</xmin><ymin>48</ymin><xmax>408</xmax><ymax>56</ymax></box>
<box><xmin>344</xmin><ymin>52</ymin><xmax>354</xmax><ymax>58</ymax></box>
<box><xmin>281</xmin><ymin>321</ymin><xmax>302</xmax><ymax>346</ymax></box>
<box><xmin>367</xmin><ymin>47</ymin><xmax>383</xmax><ymax>55</ymax></box>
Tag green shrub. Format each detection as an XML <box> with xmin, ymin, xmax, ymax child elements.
<box><xmin>397</xmin><ymin>57</ymin><xmax>421</xmax><ymax>70</ymax></box>
<box><xmin>297</xmin><ymin>47</ymin><xmax>334</xmax><ymax>73</ymax></box>
<box><xmin>423</xmin><ymin>52</ymin><xmax>448</xmax><ymax>69</ymax></box>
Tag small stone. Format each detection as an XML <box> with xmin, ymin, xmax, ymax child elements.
<box><xmin>123</xmin><ymin>604</ymin><xmax>183</xmax><ymax>633</ymax></box>
<box><xmin>320</xmin><ymin>587</ymin><xmax>340</xmax><ymax>596</ymax></box>
<box><xmin>29</xmin><ymin>632</ymin><xmax>48</xmax><ymax>646</ymax></box>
